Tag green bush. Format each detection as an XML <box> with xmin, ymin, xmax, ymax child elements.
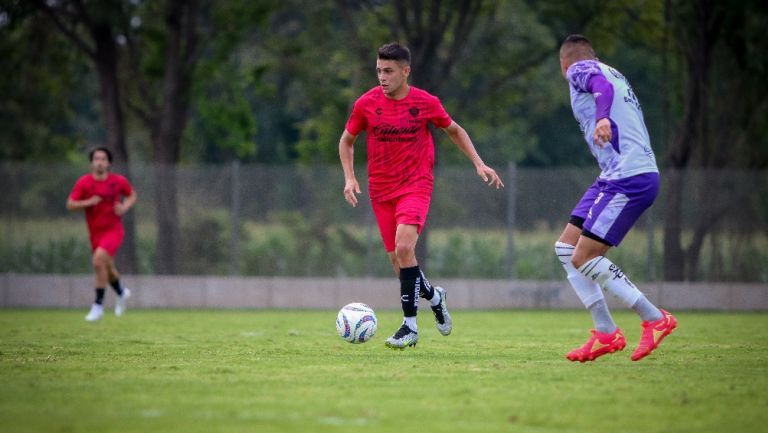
<box><xmin>0</xmin><ymin>237</ymin><xmax>91</xmax><ymax>273</ymax></box>
<box><xmin>3</xmin><ymin>217</ymin><xmax>766</xmax><ymax>282</ymax></box>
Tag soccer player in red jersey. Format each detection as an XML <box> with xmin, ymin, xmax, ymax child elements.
<box><xmin>339</xmin><ymin>43</ymin><xmax>504</xmax><ymax>349</ymax></box>
<box><xmin>67</xmin><ymin>147</ymin><xmax>137</xmax><ymax>322</ymax></box>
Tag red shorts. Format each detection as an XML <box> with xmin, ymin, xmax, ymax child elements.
<box><xmin>89</xmin><ymin>226</ymin><xmax>124</xmax><ymax>257</ymax></box>
<box><xmin>371</xmin><ymin>190</ymin><xmax>431</xmax><ymax>252</ymax></box>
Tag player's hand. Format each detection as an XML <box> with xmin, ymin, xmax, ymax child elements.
<box><xmin>87</xmin><ymin>195</ymin><xmax>102</xmax><ymax>207</ymax></box>
<box><xmin>477</xmin><ymin>165</ymin><xmax>504</xmax><ymax>189</ymax></box>
<box><xmin>343</xmin><ymin>178</ymin><xmax>361</xmax><ymax>207</ymax></box>
<box><xmin>114</xmin><ymin>202</ymin><xmax>126</xmax><ymax>216</ymax></box>
<box><xmin>593</xmin><ymin>118</ymin><xmax>612</xmax><ymax>147</ymax></box>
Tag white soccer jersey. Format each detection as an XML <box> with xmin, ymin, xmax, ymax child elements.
<box><xmin>567</xmin><ymin>60</ymin><xmax>658</xmax><ymax>180</ymax></box>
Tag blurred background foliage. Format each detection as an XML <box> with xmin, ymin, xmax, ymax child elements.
<box><xmin>1</xmin><ymin>0</ymin><xmax>764</xmax><ymax>169</ymax></box>
<box><xmin>1</xmin><ymin>0</ymin><xmax>767</xmax><ymax>280</ymax></box>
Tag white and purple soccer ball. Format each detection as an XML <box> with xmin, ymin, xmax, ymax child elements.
<box><xmin>336</xmin><ymin>303</ymin><xmax>377</xmax><ymax>343</ymax></box>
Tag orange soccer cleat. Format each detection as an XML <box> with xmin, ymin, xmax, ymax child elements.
<box><xmin>566</xmin><ymin>328</ymin><xmax>626</xmax><ymax>362</ymax></box>
<box><xmin>631</xmin><ymin>309</ymin><xmax>678</xmax><ymax>361</ymax></box>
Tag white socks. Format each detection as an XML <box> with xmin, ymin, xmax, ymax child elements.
<box><xmin>578</xmin><ymin>255</ymin><xmax>643</xmax><ymax>308</ymax></box>
<box><xmin>558</xmin><ymin>243</ymin><xmax>662</xmax><ymax>325</ymax></box>
<box><xmin>555</xmin><ymin>242</ymin><xmax>605</xmax><ymax>308</ymax></box>
<box><xmin>589</xmin><ymin>299</ymin><xmax>617</xmax><ymax>334</ymax></box>
<box><xmin>403</xmin><ymin>316</ymin><xmax>417</xmax><ymax>332</ymax></box>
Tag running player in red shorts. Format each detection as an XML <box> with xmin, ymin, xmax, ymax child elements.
<box><xmin>339</xmin><ymin>43</ymin><xmax>504</xmax><ymax>349</ymax></box>
<box><xmin>67</xmin><ymin>147</ymin><xmax>137</xmax><ymax>322</ymax></box>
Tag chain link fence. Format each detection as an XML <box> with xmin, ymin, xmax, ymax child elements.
<box><xmin>2</xmin><ymin>163</ymin><xmax>766</xmax><ymax>282</ymax></box>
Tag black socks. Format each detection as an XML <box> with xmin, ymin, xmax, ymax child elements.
<box><xmin>95</xmin><ymin>288</ymin><xmax>105</xmax><ymax>305</ymax></box>
<box><xmin>110</xmin><ymin>279</ymin><xmax>123</xmax><ymax>296</ymax></box>
<box><xmin>399</xmin><ymin>266</ymin><xmax>420</xmax><ymax>317</ymax></box>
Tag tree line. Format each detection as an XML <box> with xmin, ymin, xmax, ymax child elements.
<box><xmin>1</xmin><ymin>0</ymin><xmax>766</xmax><ymax>280</ymax></box>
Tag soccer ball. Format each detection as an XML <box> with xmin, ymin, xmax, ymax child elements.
<box><xmin>336</xmin><ymin>302</ymin><xmax>377</xmax><ymax>343</ymax></box>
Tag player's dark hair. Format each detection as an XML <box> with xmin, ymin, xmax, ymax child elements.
<box><xmin>89</xmin><ymin>146</ymin><xmax>113</xmax><ymax>163</ymax></box>
<box><xmin>560</xmin><ymin>34</ymin><xmax>596</xmax><ymax>57</ymax></box>
<box><xmin>377</xmin><ymin>43</ymin><xmax>411</xmax><ymax>65</ymax></box>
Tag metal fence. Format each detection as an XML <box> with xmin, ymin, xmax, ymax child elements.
<box><xmin>2</xmin><ymin>163</ymin><xmax>766</xmax><ymax>282</ymax></box>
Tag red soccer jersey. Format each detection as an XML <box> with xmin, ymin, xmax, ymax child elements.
<box><xmin>69</xmin><ymin>173</ymin><xmax>133</xmax><ymax>234</ymax></box>
<box><xmin>345</xmin><ymin>86</ymin><xmax>453</xmax><ymax>201</ymax></box>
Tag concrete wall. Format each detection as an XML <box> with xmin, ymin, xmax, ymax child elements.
<box><xmin>2</xmin><ymin>273</ymin><xmax>767</xmax><ymax>311</ymax></box>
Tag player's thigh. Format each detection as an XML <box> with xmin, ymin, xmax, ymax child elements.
<box><xmin>92</xmin><ymin>247</ymin><xmax>112</xmax><ymax>268</ymax></box>
<box><xmin>558</xmin><ymin>223</ymin><xmax>582</xmax><ymax>245</ymax></box>
<box><xmin>572</xmin><ymin>235</ymin><xmax>611</xmax><ymax>268</ymax></box>
<box><xmin>569</xmin><ymin>178</ymin><xmax>602</xmax><ymax>223</ymax></box>
<box><xmin>582</xmin><ymin>173</ymin><xmax>659</xmax><ymax>247</ymax></box>
<box><xmin>95</xmin><ymin>227</ymin><xmax>125</xmax><ymax>258</ymax></box>
<box><xmin>393</xmin><ymin>190</ymin><xmax>431</xmax><ymax>234</ymax></box>
<box><xmin>394</xmin><ymin>224</ymin><xmax>419</xmax><ymax>250</ymax></box>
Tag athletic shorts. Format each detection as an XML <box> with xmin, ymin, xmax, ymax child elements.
<box><xmin>570</xmin><ymin>172</ymin><xmax>659</xmax><ymax>247</ymax></box>
<box><xmin>89</xmin><ymin>226</ymin><xmax>124</xmax><ymax>257</ymax></box>
<box><xmin>371</xmin><ymin>190</ymin><xmax>432</xmax><ymax>252</ymax></box>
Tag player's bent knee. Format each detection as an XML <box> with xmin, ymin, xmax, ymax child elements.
<box><xmin>570</xmin><ymin>250</ymin><xmax>593</xmax><ymax>270</ymax></box>
<box><xmin>92</xmin><ymin>252</ymin><xmax>110</xmax><ymax>269</ymax></box>
<box><xmin>554</xmin><ymin>241</ymin><xmax>575</xmax><ymax>267</ymax></box>
<box><xmin>394</xmin><ymin>242</ymin><xmax>416</xmax><ymax>261</ymax></box>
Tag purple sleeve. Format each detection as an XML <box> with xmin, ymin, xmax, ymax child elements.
<box><xmin>587</xmin><ymin>74</ymin><xmax>614</xmax><ymax>121</ymax></box>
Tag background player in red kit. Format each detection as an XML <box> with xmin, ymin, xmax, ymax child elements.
<box><xmin>339</xmin><ymin>43</ymin><xmax>504</xmax><ymax>349</ymax></box>
<box><xmin>67</xmin><ymin>147</ymin><xmax>137</xmax><ymax>322</ymax></box>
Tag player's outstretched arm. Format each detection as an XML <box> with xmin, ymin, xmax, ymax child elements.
<box><xmin>442</xmin><ymin>121</ymin><xmax>504</xmax><ymax>189</ymax></box>
<box><xmin>339</xmin><ymin>129</ymin><xmax>361</xmax><ymax>207</ymax></box>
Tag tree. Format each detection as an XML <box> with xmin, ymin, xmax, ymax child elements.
<box><xmin>662</xmin><ymin>0</ymin><xmax>768</xmax><ymax>280</ymax></box>
<box><xmin>120</xmin><ymin>0</ymin><xmax>202</xmax><ymax>274</ymax></box>
<box><xmin>0</xmin><ymin>6</ymin><xmax>84</xmax><ymax>162</ymax></box>
<box><xmin>31</xmin><ymin>0</ymin><xmax>139</xmax><ymax>272</ymax></box>
<box><xmin>31</xmin><ymin>0</ymin><xmax>274</xmax><ymax>274</ymax></box>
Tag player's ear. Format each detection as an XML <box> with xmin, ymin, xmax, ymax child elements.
<box><xmin>403</xmin><ymin>65</ymin><xmax>411</xmax><ymax>77</ymax></box>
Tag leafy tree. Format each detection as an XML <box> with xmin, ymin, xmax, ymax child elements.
<box><xmin>26</xmin><ymin>0</ymin><xmax>274</xmax><ymax>273</ymax></box>
<box><xmin>662</xmin><ymin>0</ymin><xmax>768</xmax><ymax>280</ymax></box>
<box><xmin>26</xmin><ymin>0</ymin><xmax>140</xmax><ymax>271</ymax></box>
<box><xmin>0</xmin><ymin>4</ymin><xmax>86</xmax><ymax>162</ymax></box>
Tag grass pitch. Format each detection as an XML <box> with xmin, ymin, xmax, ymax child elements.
<box><xmin>1</xmin><ymin>309</ymin><xmax>766</xmax><ymax>433</ymax></box>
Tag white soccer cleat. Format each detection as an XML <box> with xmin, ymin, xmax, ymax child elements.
<box><xmin>431</xmin><ymin>286</ymin><xmax>452</xmax><ymax>336</ymax></box>
<box><xmin>385</xmin><ymin>324</ymin><xmax>419</xmax><ymax>349</ymax></box>
<box><xmin>115</xmin><ymin>288</ymin><xmax>131</xmax><ymax>317</ymax></box>
<box><xmin>85</xmin><ymin>303</ymin><xmax>104</xmax><ymax>322</ymax></box>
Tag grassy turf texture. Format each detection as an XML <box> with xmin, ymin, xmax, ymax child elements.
<box><xmin>1</xmin><ymin>309</ymin><xmax>766</xmax><ymax>433</ymax></box>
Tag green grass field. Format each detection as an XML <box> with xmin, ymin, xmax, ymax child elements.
<box><xmin>1</xmin><ymin>309</ymin><xmax>766</xmax><ymax>433</ymax></box>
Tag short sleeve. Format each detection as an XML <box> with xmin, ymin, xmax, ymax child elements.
<box><xmin>567</xmin><ymin>60</ymin><xmax>604</xmax><ymax>93</ymax></box>
<box><xmin>69</xmin><ymin>177</ymin><xmax>87</xmax><ymax>201</ymax></box>
<box><xmin>344</xmin><ymin>98</ymin><xmax>367</xmax><ymax>136</ymax></box>
<box><xmin>429</xmin><ymin>96</ymin><xmax>452</xmax><ymax>129</ymax></box>
<box><xmin>119</xmin><ymin>176</ymin><xmax>133</xmax><ymax>197</ymax></box>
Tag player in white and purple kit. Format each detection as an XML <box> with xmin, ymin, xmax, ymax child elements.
<box><xmin>555</xmin><ymin>35</ymin><xmax>677</xmax><ymax>362</ymax></box>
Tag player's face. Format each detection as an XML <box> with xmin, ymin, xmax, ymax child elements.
<box><xmin>90</xmin><ymin>151</ymin><xmax>111</xmax><ymax>174</ymax></box>
<box><xmin>376</xmin><ymin>59</ymin><xmax>410</xmax><ymax>98</ymax></box>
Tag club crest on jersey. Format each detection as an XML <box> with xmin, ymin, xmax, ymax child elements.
<box><xmin>409</xmin><ymin>107</ymin><xmax>419</xmax><ymax>117</ymax></box>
